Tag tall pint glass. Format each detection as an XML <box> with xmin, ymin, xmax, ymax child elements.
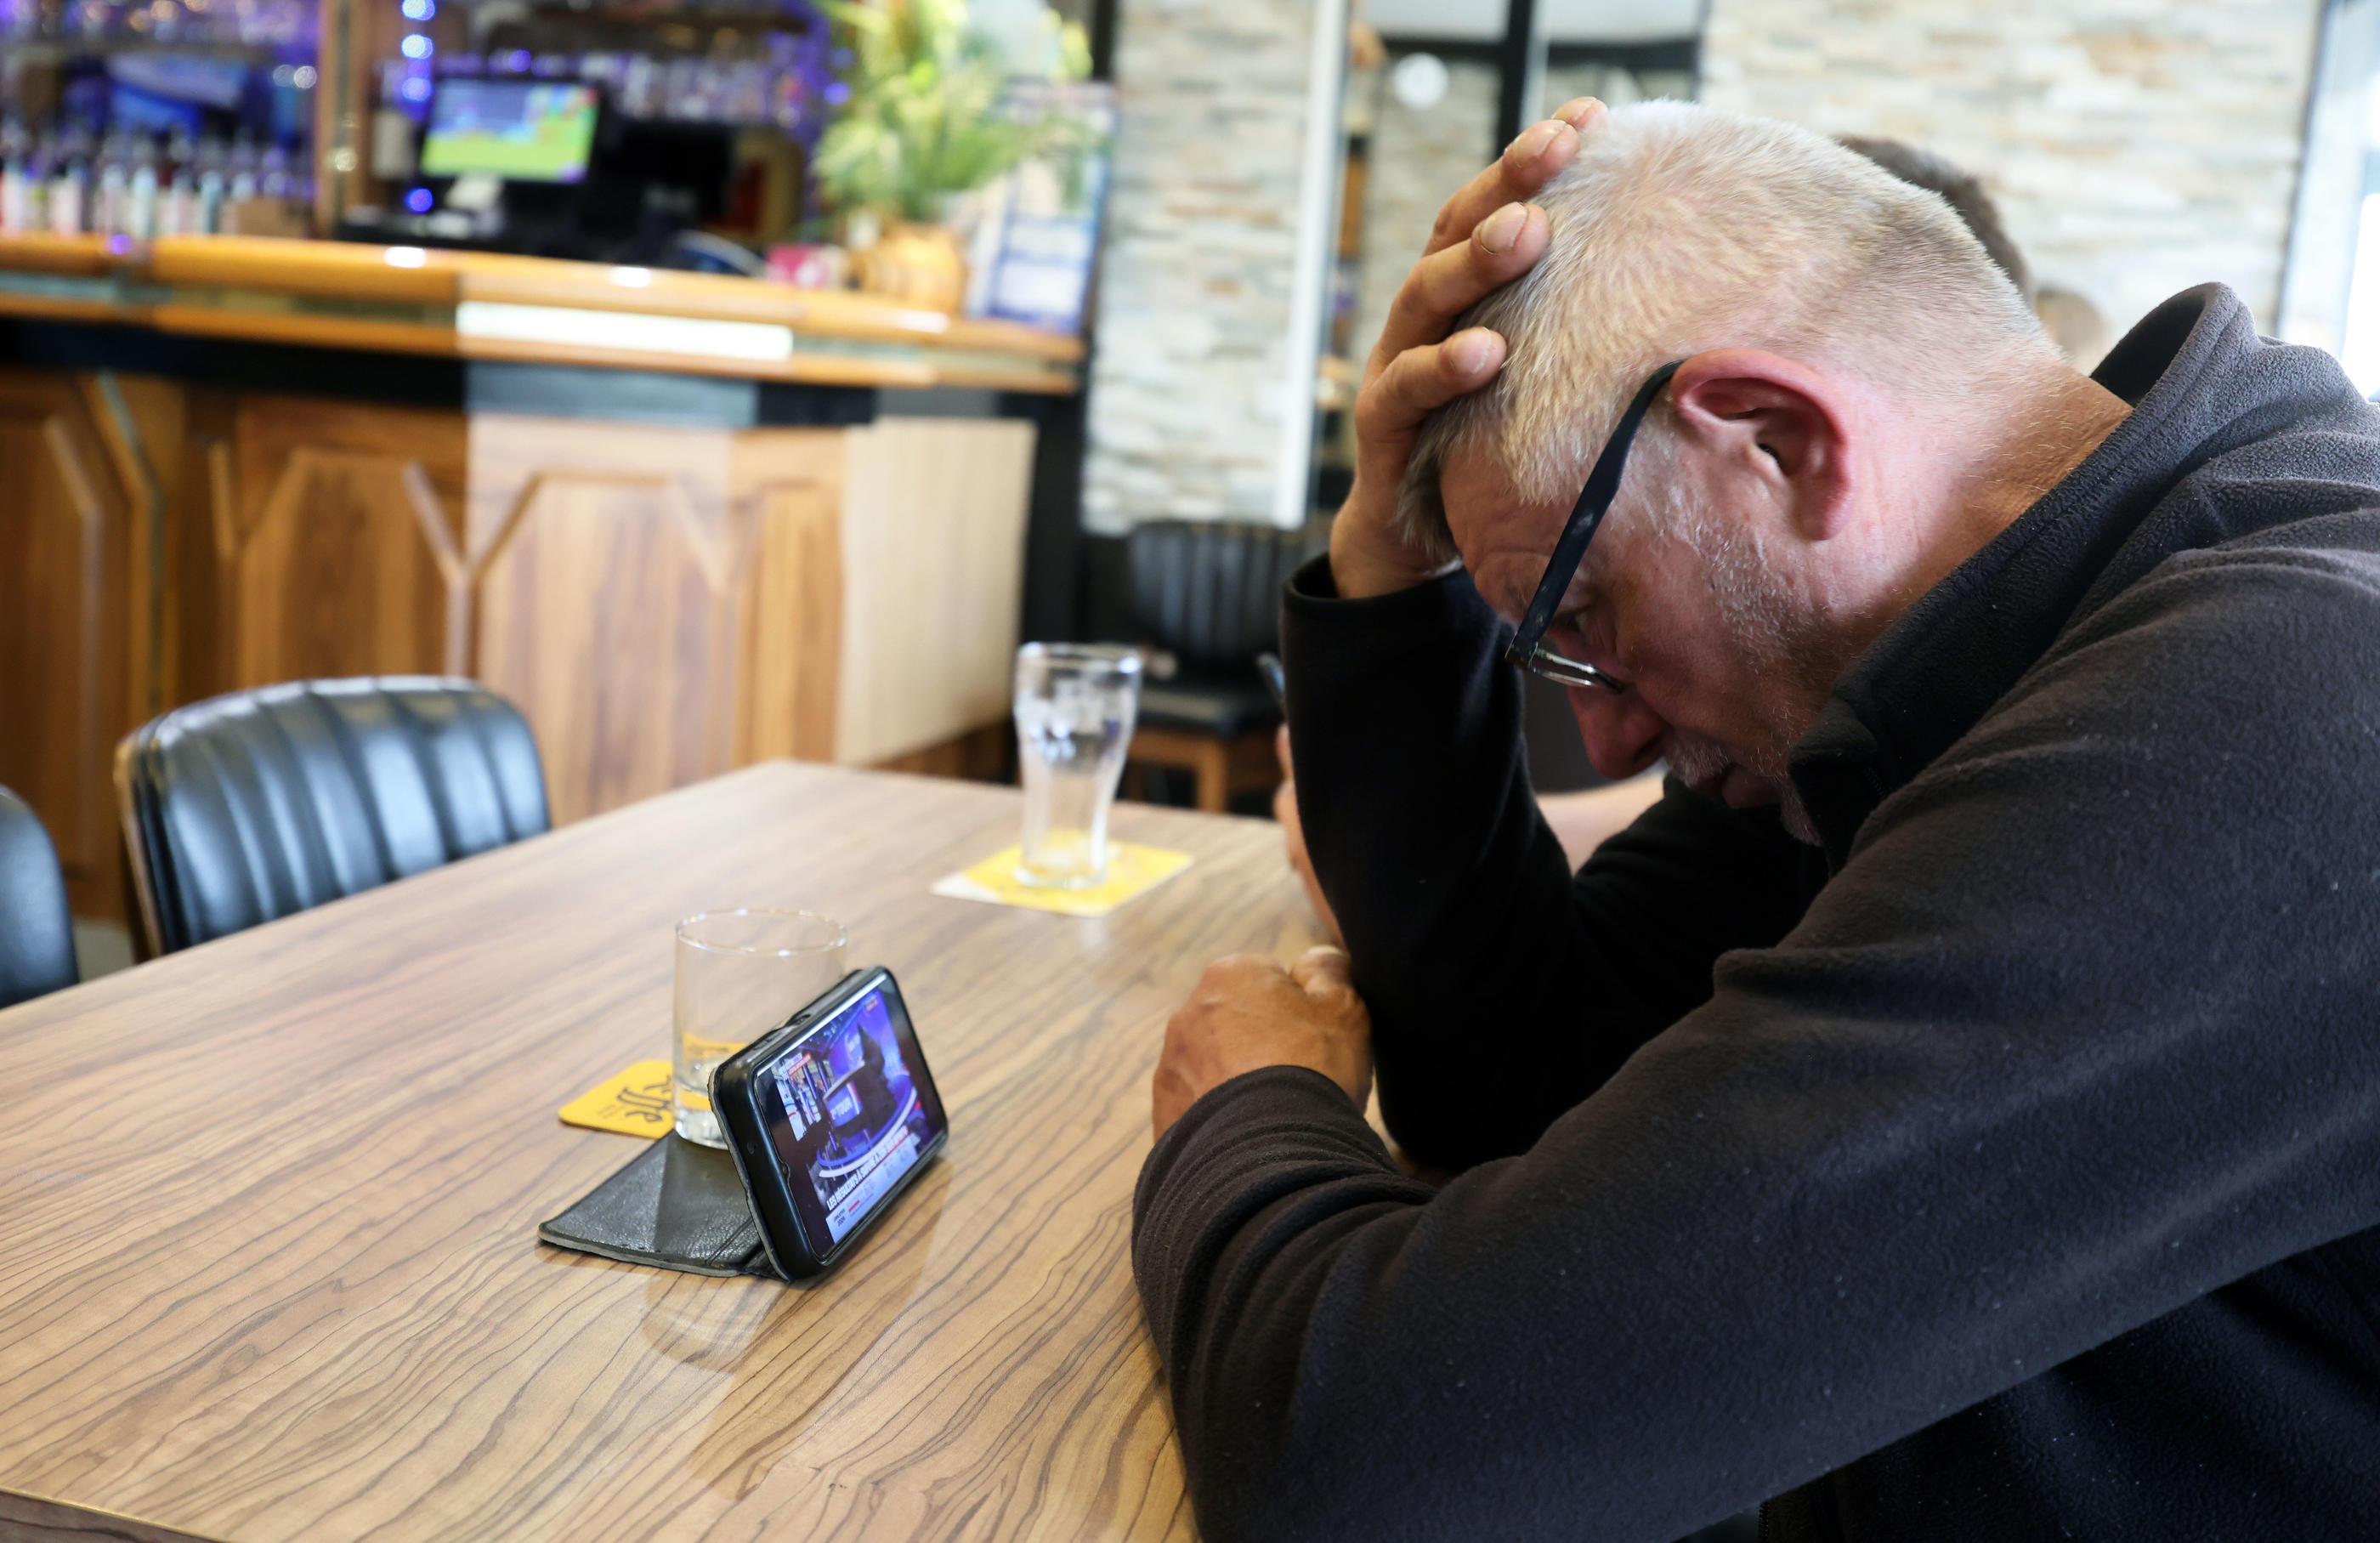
<box><xmin>1012</xmin><ymin>644</ymin><xmax>1142</xmax><ymax>888</ymax></box>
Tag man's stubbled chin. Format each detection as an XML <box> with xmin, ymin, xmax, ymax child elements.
<box><xmin>1663</xmin><ymin>727</ymin><xmax>1821</xmax><ymax>845</ymax></box>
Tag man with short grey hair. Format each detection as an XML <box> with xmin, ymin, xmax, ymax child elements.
<box><xmin>1134</xmin><ymin>99</ymin><xmax>2380</xmax><ymax>1540</ymax></box>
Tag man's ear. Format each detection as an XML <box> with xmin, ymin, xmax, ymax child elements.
<box><xmin>1665</xmin><ymin>349</ymin><xmax>1856</xmax><ymax>542</ymax></box>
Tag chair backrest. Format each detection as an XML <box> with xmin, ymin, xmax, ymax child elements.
<box><xmin>1125</xmin><ymin>520</ymin><xmax>1327</xmax><ymax>671</ymax></box>
<box><xmin>117</xmin><ymin>678</ymin><xmax>550</xmax><ymax>954</ymax></box>
<box><xmin>0</xmin><ymin>786</ymin><xmax>76</xmax><ymax>1008</ymax></box>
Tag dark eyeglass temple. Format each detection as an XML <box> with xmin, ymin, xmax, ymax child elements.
<box><xmin>1501</xmin><ymin>360</ymin><xmax>1685</xmax><ymax>691</ymax></box>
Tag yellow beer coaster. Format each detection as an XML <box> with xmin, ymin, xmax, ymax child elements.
<box><xmin>931</xmin><ymin>842</ymin><xmax>1194</xmax><ymax>919</ymax></box>
<box><xmin>559</xmin><ymin>1058</ymin><xmax>677</xmax><ymax>1137</ymax></box>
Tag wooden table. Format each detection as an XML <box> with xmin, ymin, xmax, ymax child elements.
<box><xmin>0</xmin><ymin>763</ymin><xmax>1317</xmax><ymax>1542</ymax></box>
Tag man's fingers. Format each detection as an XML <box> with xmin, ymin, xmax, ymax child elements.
<box><xmin>1548</xmin><ymin>96</ymin><xmax>1604</xmax><ymax>130</ymax></box>
<box><xmin>1289</xmin><ymin>945</ymin><xmax>1354</xmax><ymax>998</ymax></box>
<box><xmin>1424</xmin><ymin>110</ymin><xmax>1595</xmax><ymax>258</ymax></box>
<box><xmin>1340</xmin><ymin>329</ymin><xmax>1507</xmax><ymax>585</ymax></box>
<box><xmin>1354</xmin><ymin>329</ymin><xmax>1509</xmax><ymax>468</ymax></box>
<box><xmin>1198</xmin><ymin>952</ymin><xmax>1286</xmax><ymax>999</ymax></box>
<box><xmin>1377</xmin><ymin>104</ymin><xmax>1598</xmax><ymax>372</ymax></box>
<box><xmin>1373</xmin><ymin>203</ymin><xmax>1550</xmax><ymax>372</ymax></box>
<box><xmin>1320</xmin><ymin>101</ymin><xmax>1602</xmax><ymax>603</ymax></box>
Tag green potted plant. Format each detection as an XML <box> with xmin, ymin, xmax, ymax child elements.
<box><xmin>815</xmin><ymin>0</ymin><xmax>1090</xmax><ymax>311</ymax></box>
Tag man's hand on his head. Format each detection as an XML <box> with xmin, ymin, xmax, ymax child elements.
<box><xmin>1331</xmin><ymin>97</ymin><xmax>1607</xmax><ymax>602</ymax></box>
<box><xmin>1151</xmin><ymin>948</ymin><xmax>1372</xmax><ymax>1142</ymax></box>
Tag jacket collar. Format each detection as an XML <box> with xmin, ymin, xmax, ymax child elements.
<box><xmin>1787</xmin><ymin>284</ymin><xmax>2380</xmax><ymax>869</ymax></box>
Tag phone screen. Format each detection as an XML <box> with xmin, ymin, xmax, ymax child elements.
<box><xmin>751</xmin><ymin>984</ymin><xmax>945</xmax><ymax>1250</ymax></box>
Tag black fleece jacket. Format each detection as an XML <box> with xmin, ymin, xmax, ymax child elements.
<box><xmin>1131</xmin><ymin>286</ymin><xmax>2380</xmax><ymax>1541</ymax></box>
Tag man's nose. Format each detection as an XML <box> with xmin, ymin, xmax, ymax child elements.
<box><xmin>1567</xmin><ymin>685</ymin><xmax>1669</xmax><ymax>780</ymax></box>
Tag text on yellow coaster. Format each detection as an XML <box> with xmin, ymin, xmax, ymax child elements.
<box><xmin>559</xmin><ymin>1058</ymin><xmax>676</xmax><ymax>1137</ymax></box>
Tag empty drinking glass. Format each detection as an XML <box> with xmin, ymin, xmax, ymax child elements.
<box><xmin>1012</xmin><ymin>643</ymin><xmax>1142</xmax><ymax>888</ymax></box>
<box><xmin>673</xmin><ymin>909</ymin><xmax>847</xmax><ymax>1147</ymax></box>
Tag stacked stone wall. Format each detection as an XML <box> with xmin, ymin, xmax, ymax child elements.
<box><xmin>1703</xmin><ymin>0</ymin><xmax>2324</xmax><ymax>343</ymax></box>
<box><xmin>1081</xmin><ymin>0</ymin><xmax>1322</xmax><ymax>531</ymax></box>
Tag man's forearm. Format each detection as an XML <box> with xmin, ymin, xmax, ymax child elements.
<box><xmin>1281</xmin><ymin>559</ymin><xmax>1614</xmax><ymax>1167</ymax></box>
<box><xmin>1281</xmin><ymin>558</ymin><xmax>1809</xmax><ymax>1170</ymax></box>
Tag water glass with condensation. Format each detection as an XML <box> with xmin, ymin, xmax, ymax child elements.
<box><xmin>673</xmin><ymin>909</ymin><xmax>847</xmax><ymax>1147</ymax></box>
<box><xmin>1012</xmin><ymin>643</ymin><xmax>1142</xmax><ymax>888</ymax></box>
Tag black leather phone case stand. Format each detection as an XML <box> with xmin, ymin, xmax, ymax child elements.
<box><xmin>537</xmin><ymin>1135</ymin><xmax>787</xmax><ymax>1280</ymax></box>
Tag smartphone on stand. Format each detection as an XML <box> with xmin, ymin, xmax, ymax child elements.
<box><xmin>711</xmin><ymin>966</ymin><xmax>949</xmax><ymax>1277</ymax></box>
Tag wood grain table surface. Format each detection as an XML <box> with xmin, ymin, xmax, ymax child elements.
<box><xmin>0</xmin><ymin>763</ymin><xmax>1318</xmax><ymax>1543</ymax></box>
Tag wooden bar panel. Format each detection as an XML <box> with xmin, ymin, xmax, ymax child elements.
<box><xmin>86</xmin><ymin>372</ymin><xmax>190</xmax><ymax>729</ymax></box>
<box><xmin>467</xmin><ymin>416</ymin><xmax>851</xmax><ymax>825</ymax></box>
<box><xmin>226</xmin><ymin>395</ymin><xmax>471</xmax><ymax>687</ymax></box>
<box><xmin>0</xmin><ymin>367</ymin><xmax>133</xmax><ymax>917</ymax></box>
<box><xmin>835</xmin><ymin>418</ymin><xmax>1037</xmax><ymax>766</ymax></box>
<box><xmin>2</xmin><ymin>356</ymin><xmax>1045</xmax><ymax>910</ymax></box>
<box><xmin>732</xmin><ymin>432</ymin><xmax>847</xmax><ymax>765</ymax></box>
<box><xmin>469</xmin><ymin>417</ymin><xmax>733</xmax><ymax>825</ymax></box>
<box><xmin>158</xmin><ymin>385</ymin><xmax>241</xmax><ymax>711</ymax></box>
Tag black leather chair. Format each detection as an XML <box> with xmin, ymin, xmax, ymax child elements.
<box><xmin>117</xmin><ymin>678</ymin><xmax>550</xmax><ymax>955</ymax></box>
<box><xmin>0</xmin><ymin>786</ymin><xmax>78</xmax><ymax>1008</ymax></box>
<box><xmin>1119</xmin><ymin>519</ymin><xmax>1328</xmax><ymax>811</ymax></box>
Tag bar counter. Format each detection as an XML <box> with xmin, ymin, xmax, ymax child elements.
<box><xmin>0</xmin><ymin>234</ymin><xmax>1080</xmax><ymax>925</ymax></box>
<box><xmin>0</xmin><ymin>234</ymin><xmax>1081</xmax><ymax>393</ymax></box>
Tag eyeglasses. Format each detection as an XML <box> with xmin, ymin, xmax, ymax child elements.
<box><xmin>1503</xmin><ymin>360</ymin><xmax>1684</xmax><ymax>694</ymax></box>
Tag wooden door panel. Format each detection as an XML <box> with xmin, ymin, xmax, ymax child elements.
<box><xmin>836</xmin><ymin>419</ymin><xmax>1034</xmax><ymax>765</ymax></box>
<box><xmin>0</xmin><ymin>370</ymin><xmax>130</xmax><ymax>911</ymax></box>
<box><xmin>233</xmin><ymin>451</ymin><xmax>462</xmax><ymax>684</ymax></box>
<box><xmin>160</xmin><ymin>387</ymin><xmax>240</xmax><ymax>710</ymax></box>
<box><xmin>731</xmin><ymin>431</ymin><xmax>846</xmax><ymax>766</ymax></box>
<box><xmin>229</xmin><ymin>396</ymin><xmax>469</xmax><ymax>689</ymax></box>
<box><xmin>467</xmin><ymin>415</ymin><xmax>856</xmax><ymax>827</ymax></box>
<box><xmin>470</xmin><ymin>458</ymin><xmax>741</xmax><ymax>826</ymax></box>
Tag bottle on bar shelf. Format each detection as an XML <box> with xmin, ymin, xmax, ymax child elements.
<box><xmin>48</xmin><ymin>129</ymin><xmax>87</xmax><ymax>237</ymax></box>
<box><xmin>0</xmin><ymin>116</ymin><xmax>29</xmax><ymax>235</ymax></box>
<box><xmin>227</xmin><ymin>133</ymin><xmax>258</xmax><ymax>204</ymax></box>
<box><xmin>0</xmin><ymin>115</ymin><xmax>308</xmax><ymax>239</ymax></box>
<box><xmin>94</xmin><ymin>128</ymin><xmax>128</xmax><ymax>236</ymax></box>
<box><xmin>258</xmin><ymin>140</ymin><xmax>290</xmax><ymax>201</ymax></box>
<box><xmin>128</xmin><ymin>133</ymin><xmax>159</xmax><ymax>241</ymax></box>
<box><xmin>161</xmin><ymin>126</ymin><xmax>196</xmax><ymax>236</ymax></box>
<box><xmin>196</xmin><ymin>138</ymin><xmax>227</xmax><ymax>235</ymax></box>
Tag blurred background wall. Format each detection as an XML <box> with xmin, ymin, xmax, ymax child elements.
<box><xmin>1704</xmin><ymin>0</ymin><xmax>2324</xmax><ymax>364</ymax></box>
<box><xmin>1081</xmin><ymin>0</ymin><xmax>1340</xmax><ymax>534</ymax></box>
<box><xmin>1079</xmin><ymin>0</ymin><xmax>2347</xmax><ymax>545</ymax></box>
<box><xmin>1349</xmin><ymin>57</ymin><xmax>1499</xmax><ymax>391</ymax></box>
